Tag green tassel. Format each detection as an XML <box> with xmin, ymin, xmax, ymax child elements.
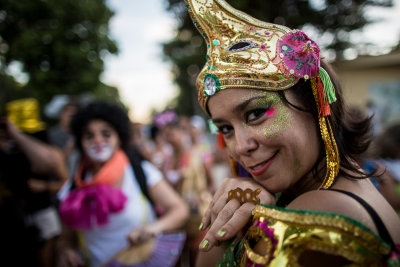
<box><xmin>319</xmin><ymin>68</ymin><xmax>337</xmax><ymax>104</ymax></box>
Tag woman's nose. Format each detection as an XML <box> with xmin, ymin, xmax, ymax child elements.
<box><xmin>234</xmin><ymin>128</ymin><xmax>257</xmax><ymax>156</ymax></box>
<box><xmin>93</xmin><ymin>134</ymin><xmax>104</xmax><ymax>144</ymax></box>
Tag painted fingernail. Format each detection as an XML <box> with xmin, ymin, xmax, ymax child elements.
<box><xmin>199</xmin><ymin>239</ymin><xmax>209</xmax><ymax>249</ymax></box>
<box><xmin>199</xmin><ymin>222</ymin><xmax>204</xmax><ymax>231</ymax></box>
<box><xmin>217</xmin><ymin>229</ymin><xmax>227</xmax><ymax>237</ymax></box>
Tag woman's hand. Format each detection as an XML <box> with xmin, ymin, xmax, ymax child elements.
<box><xmin>56</xmin><ymin>248</ymin><xmax>84</xmax><ymax>267</ymax></box>
<box><xmin>27</xmin><ymin>178</ymin><xmax>48</xmax><ymax>192</ymax></box>
<box><xmin>127</xmin><ymin>225</ymin><xmax>160</xmax><ymax>246</ymax></box>
<box><xmin>198</xmin><ymin>177</ymin><xmax>275</xmax><ymax>251</ymax></box>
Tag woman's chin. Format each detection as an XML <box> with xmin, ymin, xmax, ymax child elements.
<box><xmin>256</xmin><ymin>177</ymin><xmax>287</xmax><ymax>194</ymax></box>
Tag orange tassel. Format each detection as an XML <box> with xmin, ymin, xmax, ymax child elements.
<box><xmin>217</xmin><ymin>132</ymin><xmax>226</xmax><ymax>148</ymax></box>
<box><xmin>317</xmin><ymin>76</ymin><xmax>330</xmax><ymax>116</ymax></box>
<box><xmin>229</xmin><ymin>157</ymin><xmax>238</xmax><ymax>177</ymax></box>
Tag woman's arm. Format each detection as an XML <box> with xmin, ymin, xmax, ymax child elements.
<box><xmin>127</xmin><ymin>178</ymin><xmax>189</xmax><ymax>245</ymax></box>
<box><xmin>148</xmin><ymin>179</ymin><xmax>189</xmax><ymax>233</ymax></box>
<box><xmin>6</xmin><ymin>119</ymin><xmax>67</xmax><ymax>176</ymax></box>
<box><xmin>55</xmin><ymin>224</ymin><xmax>84</xmax><ymax>267</ymax></box>
<box><xmin>5</xmin><ymin>120</ymin><xmax>68</xmax><ymax>189</ymax></box>
<box><xmin>5</xmin><ymin>119</ymin><xmax>69</xmax><ymax>192</ymax></box>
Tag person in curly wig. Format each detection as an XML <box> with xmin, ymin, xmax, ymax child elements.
<box><xmin>70</xmin><ymin>101</ymin><xmax>131</xmax><ymax>153</ymax></box>
<box><xmin>56</xmin><ymin>101</ymin><xmax>189</xmax><ymax>267</ymax></box>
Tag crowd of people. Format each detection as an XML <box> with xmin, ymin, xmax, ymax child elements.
<box><xmin>0</xmin><ymin>96</ymin><xmax>232</xmax><ymax>267</ymax></box>
<box><xmin>1</xmin><ymin>0</ymin><xmax>400</xmax><ymax>266</ymax></box>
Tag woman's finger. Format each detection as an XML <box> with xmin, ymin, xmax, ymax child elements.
<box><xmin>214</xmin><ymin>202</ymin><xmax>255</xmax><ymax>241</ymax></box>
<box><xmin>210</xmin><ymin>190</ymin><xmax>231</xmax><ymax>223</ymax></box>
<box><xmin>65</xmin><ymin>249</ymin><xmax>84</xmax><ymax>267</ymax></box>
<box><xmin>200</xmin><ymin>196</ymin><xmax>216</xmax><ymax>230</ymax></box>
<box><xmin>200</xmin><ymin>185</ymin><xmax>230</xmax><ymax>230</ymax></box>
<box><xmin>128</xmin><ymin>230</ymin><xmax>141</xmax><ymax>245</ymax></box>
<box><xmin>199</xmin><ymin>199</ymin><xmax>241</xmax><ymax>251</ymax></box>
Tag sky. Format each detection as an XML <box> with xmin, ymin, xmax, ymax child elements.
<box><xmin>102</xmin><ymin>0</ymin><xmax>177</xmax><ymax>123</ymax></box>
<box><xmin>102</xmin><ymin>0</ymin><xmax>400</xmax><ymax>123</ymax></box>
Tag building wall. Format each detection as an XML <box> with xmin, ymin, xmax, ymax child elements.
<box><xmin>332</xmin><ymin>52</ymin><xmax>400</xmax><ymax>130</ymax></box>
<box><xmin>336</xmin><ymin>66</ymin><xmax>400</xmax><ymax>109</ymax></box>
<box><xmin>333</xmin><ymin>53</ymin><xmax>400</xmax><ymax>111</ymax></box>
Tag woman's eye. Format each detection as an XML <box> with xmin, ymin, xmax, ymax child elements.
<box><xmin>102</xmin><ymin>130</ymin><xmax>111</xmax><ymax>139</ymax></box>
<box><xmin>245</xmin><ymin>108</ymin><xmax>267</xmax><ymax>122</ymax></box>
<box><xmin>84</xmin><ymin>133</ymin><xmax>94</xmax><ymax>140</ymax></box>
<box><xmin>218</xmin><ymin>125</ymin><xmax>233</xmax><ymax>135</ymax></box>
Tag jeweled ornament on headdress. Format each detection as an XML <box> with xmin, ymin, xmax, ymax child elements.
<box><xmin>204</xmin><ymin>74</ymin><xmax>220</xmax><ymax>96</ymax></box>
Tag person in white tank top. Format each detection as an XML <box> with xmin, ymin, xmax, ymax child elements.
<box><xmin>56</xmin><ymin>101</ymin><xmax>189</xmax><ymax>267</ymax></box>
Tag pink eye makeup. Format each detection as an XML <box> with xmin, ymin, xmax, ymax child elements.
<box><xmin>265</xmin><ymin>108</ymin><xmax>275</xmax><ymax>117</ymax></box>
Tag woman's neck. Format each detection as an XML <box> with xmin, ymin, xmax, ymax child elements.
<box><xmin>173</xmin><ymin>142</ymin><xmax>185</xmax><ymax>155</ymax></box>
<box><xmin>288</xmin><ymin>160</ymin><xmax>326</xmax><ymax>199</ymax></box>
<box><xmin>89</xmin><ymin>161</ymin><xmax>105</xmax><ymax>175</ymax></box>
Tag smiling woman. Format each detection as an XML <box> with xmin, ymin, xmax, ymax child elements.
<box><xmin>184</xmin><ymin>0</ymin><xmax>400</xmax><ymax>266</ymax></box>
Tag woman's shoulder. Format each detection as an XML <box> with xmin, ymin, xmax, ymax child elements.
<box><xmin>288</xmin><ymin>189</ymin><xmax>365</xmax><ymax>215</ymax></box>
<box><xmin>288</xmin><ymin>181</ymin><xmax>400</xmax><ymax>240</ymax></box>
<box><xmin>287</xmin><ymin>187</ymin><xmax>381</xmax><ymax>232</ymax></box>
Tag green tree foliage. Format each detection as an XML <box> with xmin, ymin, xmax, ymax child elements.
<box><xmin>163</xmin><ymin>0</ymin><xmax>393</xmax><ymax>116</ymax></box>
<box><xmin>0</xmin><ymin>0</ymin><xmax>119</xmax><ymax>108</ymax></box>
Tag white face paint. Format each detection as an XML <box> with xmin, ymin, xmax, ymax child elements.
<box><xmin>86</xmin><ymin>143</ymin><xmax>114</xmax><ymax>162</ymax></box>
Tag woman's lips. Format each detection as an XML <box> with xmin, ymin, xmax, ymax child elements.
<box><xmin>248</xmin><ymin>153</ymin><xmax>277</xmax><ymax>176</ymax></box>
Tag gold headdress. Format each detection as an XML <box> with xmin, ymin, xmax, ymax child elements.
<box><xmin>186</xmin><ymin>0</ymin><xmax>339</xmax><ymax>189</ymax></box>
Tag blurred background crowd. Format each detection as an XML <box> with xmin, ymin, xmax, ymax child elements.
<box><xmin>0</xmin><ymin>0</ymin><xmax>399</xmax><ymax>266</ymax></box>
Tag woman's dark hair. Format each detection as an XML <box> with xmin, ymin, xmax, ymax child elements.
<box><xmin>371</xmin><ymin>123</ymin><xmax>400</xmax><ymax>159</ymax></box>
<box><xmin>278</xmin><ymin>60</ymin><xmax>374</xmax><ymax>183</ymax></box>
<box><xmin>70</xmin><ymin>101</ymin><xmax>131</xmax><ymax>152</ymax></box>
<box><xmin>150</xmin><ymin>124</ymin><xmax>161</xmax><ymax>141</ymax></box>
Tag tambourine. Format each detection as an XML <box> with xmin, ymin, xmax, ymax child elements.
<box><xmin>104</xmin><ymin>232</ymin><xmax>186</xmax><ymax>267</ymax></box>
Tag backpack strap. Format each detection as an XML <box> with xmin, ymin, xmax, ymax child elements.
<box><xmin>125</xmin><ymin>147</ymin><xmax>154</xmax><ymax>207</ymax></box>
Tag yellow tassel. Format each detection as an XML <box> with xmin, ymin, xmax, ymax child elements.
<box><xmin>311</xmin><ymin>77</ymin><xmax>340</xmax><ymax>189</ymax></box>
<box><xmin>318</xmin><ymin>117</ymin><xmax>340</xmax><ymax>189</ymax></box>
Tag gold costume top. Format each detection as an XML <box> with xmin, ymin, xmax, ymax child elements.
<box><xmin>218</xmin><ymin>204</ymin><xmax>395</xmax><ymax>267</ymax></box>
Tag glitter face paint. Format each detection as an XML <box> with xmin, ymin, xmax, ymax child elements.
<box><xmin>224</xmin><ymin>90</ymin><xmax>292</xmax><ymax>150</ymax></box>
<box><xmin>238</xmin><ymin>91</ymin><xmax>287</xmax><ymax>138</ymax></box>
<box><xmin>240</xmin><ymin>92</ymin><xmax>277</xmax><ymax>130</ymax></box>
<box><xmin>263</xmin><ymin>96</ymin><xmax>291</xmax><ymax>138</ymax></box>
<box><xmin>290</xmin><ymin>158</ymin><xmax>302</xmax><ymax>175</ymax></box>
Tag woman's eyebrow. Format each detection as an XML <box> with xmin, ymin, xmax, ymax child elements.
<box><xmin>212</xmin><ymin>95</ymin><xmax>267</xmax><ymax>123</ymax></box>
<box><xmin>233</xmin><ymin>95</ymin><xmax>266</xmax><ymax>113</ymax></box>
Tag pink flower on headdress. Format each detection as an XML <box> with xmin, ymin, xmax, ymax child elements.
<box><xmin>154</xmin><ymin>110</ymin><xmax>178</xmax><ymax>128</ymax></box>
<box><xmin>277</xmin><ymin>30</ymin><xmax>320</xmax><ymax>79</ymax></box>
